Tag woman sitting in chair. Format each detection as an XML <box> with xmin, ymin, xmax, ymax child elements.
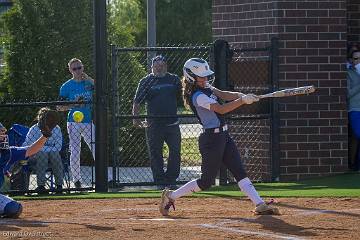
<box><xmin>23</xmin><ymin>108</ymin><xmax>64</xmax><ymax>193</ymax></box>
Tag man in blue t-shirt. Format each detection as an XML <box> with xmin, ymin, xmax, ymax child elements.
<box><xmin>58</xmin><ymin>58</ymin><xmax>95</xmax><ymax>189</ymax></box>
<box><xmin>132</xmin><ymin>55</ymin><xmax>181</xmax><ymax>187</ymax></box>
<box><xmin>0</xmin><ymin>122</ymin><xmax>52</xmax><ymax>218</ymax></box>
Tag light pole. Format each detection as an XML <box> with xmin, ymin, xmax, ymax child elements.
<box><xmin>147</xmin><ymin>0</ymin><xmax>156</xmax><ymax>69</ymax></box>
<box><xmin>94</xmin><ymin>0</ymin><xmax>108</xmax><ymax>192</ymax></box>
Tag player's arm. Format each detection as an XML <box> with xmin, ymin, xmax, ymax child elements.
<box><xmin>196</xmin><ymin>94</ymin><xmax>259</xmax><ymax>114</ymax></box>
<box><xmin>210</xmin><ymin>99</ymin><xmax>246</xmax><ymax>114</ymax></box>
<box><xmin>212</xmin><ymin>87</ymin><xmax>246</xmax><ymax>101</ymax></box>
<box><xmin>26</xmin><ymin>110</ymin><xmax>59</xmax><ymax>157</ymax></box>
<box><xmin>25</xmin><ymin>135</ymin><xmax>48</xmax><ymax>158</ymax></box>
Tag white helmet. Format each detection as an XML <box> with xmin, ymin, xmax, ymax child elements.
<box><xmin>183</xmin><ymin>58</ymin><xmax>214</xmax><ymax>84</ymax></box>
<box><xmin>0</xmin><ymin>122</ymin><xmax>9</xmax><ymax>150</ymax></box>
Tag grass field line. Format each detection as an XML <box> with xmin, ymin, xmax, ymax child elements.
<box><xmin>0</xmin><ymin>219</ymin><xmax>47</xmax><ymax>226</ymax></box>
<box><xmin>129</xmin><ymin>218</ymin><xmax>176</xmax><ymax>221</ymax></box>
<box><xmin>197</xmin><ymin>223</ymin><xmax>306</xmax><ymax>240</ymax></box>
<box><xmin>99</xmin><ymin>207</ymin><xmax>157</xmax><ymax>212</ymax></box>
<box><xmin>291</xmin><ymin>208</ymin><xmax>360</xmax><ymax>216</ymax></box>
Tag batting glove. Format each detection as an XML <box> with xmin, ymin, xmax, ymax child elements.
<box><xmin>242</xmin><ymin>94</ymin><xmax>259</xmax><ymax>104</ymax></box>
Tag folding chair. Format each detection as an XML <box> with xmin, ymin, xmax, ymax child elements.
<box><xmin>7</xmin><ymin>124</ymin><xmax>71</xmax><ymax>192</ymax></box>
<box><xmin>7</xmin><ymin>124</ymin><xmax>30</xmax><ymax>191</ymax></box>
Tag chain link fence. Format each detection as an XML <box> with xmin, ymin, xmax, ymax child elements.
<box><xmin>0</xmin><ymin>42</ymin><xmax>277</xmax><ymax>194</ymax></box>
<box><xmin>110</xmin><ymin>41</ymin><xmax>277</xmax><ymax>187</ymax></box>
<box><xmin>109</xmin><ymin>45</ymin><xmax>211</xmax><ymax>187</ymax></box>
<box><xmin>0</xmin><ymin>102</ymin><xmax>95</xmax><ymax>194</ymax></box>
<box><xmin>226</xmin><ymin>45</ymin><xmax>275</xmax><ymax>182</ymax></box>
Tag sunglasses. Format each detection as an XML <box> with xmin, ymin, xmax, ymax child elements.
<box><xmin>72</xmin><ymin>66</ymin><xmax>82</xmax><ymax>71</ymax></box>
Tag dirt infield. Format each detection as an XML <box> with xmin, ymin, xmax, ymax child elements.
<box><xmin>0</xmin><ymin>197</ymin><xmax>359</xmax><ymax>239</ymax></box>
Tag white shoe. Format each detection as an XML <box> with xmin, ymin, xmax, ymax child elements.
<box><xmin>159</xmin><ymin>188</ymin><xmax>175</xmax><ymax>216</ymax></box>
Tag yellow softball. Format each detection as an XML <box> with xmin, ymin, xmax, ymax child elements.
<box><xmin>73</xmin><ymin>111</ymin><xmax>84</xmax><ymax>123</ymax></box>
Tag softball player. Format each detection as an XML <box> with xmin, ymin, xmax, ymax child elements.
<box><xmin>0</xmin><ymin>122</ymin><xmax>49</xmax><ymax>217</ymax></box>
<box><xmin>159</xmin><ymin>58</ymin><xmax>279</xmax><ymax>216</ymax></box>
<box><xmin>58</xmin><ymin>58</ymin><xmax>95</xmax><ymax>188</ymax></box>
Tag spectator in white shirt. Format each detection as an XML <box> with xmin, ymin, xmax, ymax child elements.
<box><xmin>23</xmin><ymin>108</ymin><xmax>64</xmax><ymax>192</ymax></box>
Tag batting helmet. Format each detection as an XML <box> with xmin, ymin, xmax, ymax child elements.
<box><xmin>183</xmin><ymin>58</ymin><xmax>214</xmax><ymax>85</ymax></box>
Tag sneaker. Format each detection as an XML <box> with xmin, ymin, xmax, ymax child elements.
<box><xmin>254</xmin><ymin>202</ymin><xmax>280</xmax><ymax>215</ymax></box>
<box><xmin>74</xmin><ymin>181</ymin><xmax>82</xmax><ymax>189</ymax></box>
<box><xmin>159</xmin><ymin>188</ymin><xmax>175</xmax><ymax>216</ymax></box>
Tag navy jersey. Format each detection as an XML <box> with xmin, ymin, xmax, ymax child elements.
<box><xmin>189</xmin><ymin>88</ymin><xmax>226</xmax><ymax>129</ymax></box>
<box><xmin>134</xmin><ymin>73</ymin><xmax>181</xmax><ymax>126</ymax></box>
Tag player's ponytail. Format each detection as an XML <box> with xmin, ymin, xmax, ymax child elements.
<box><xmin>182</xmin><ymin>76</ymin><xmax>197</xmax><ymax>109</ymax></box>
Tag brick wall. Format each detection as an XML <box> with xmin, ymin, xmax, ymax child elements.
<box><xmin>213</xmin><ymin>0</ymin><xmax>349</xmax><ymax>181</ymax></box>
<box><xmin>347</xmin><ymin>0</ymin><xmax>360</xmax><ymax>43</ymax></box>
<box><xmin>212</xmin><ymin>1</ymin><xmax>278</xmax><ymax>48</ymax></box>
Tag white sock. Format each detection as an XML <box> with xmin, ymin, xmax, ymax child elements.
<box><xmin>169</xmin><ymin>179</ymin><xmax>201</xmax><ymax>200</ymax></box>
<box><xmin>238</xmin><ymin>177</ymin><xmax>264</xmax><ymax>206</ymax></box>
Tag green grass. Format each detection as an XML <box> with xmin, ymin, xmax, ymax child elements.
<box><xmin>12</xmin><ymin>173</ymin><xmax>360</xmax><ymax>201</ymax></box>
<box><xmin>163</xmin><ymin>137</ymin><xmax>202</xmax><ymax>165</ymax></box>
<box><xmin>200</xmin><ymin>172</ymin><xmax>360</xmax><ymax>198</ymax></box>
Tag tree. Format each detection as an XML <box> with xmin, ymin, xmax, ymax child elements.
<box><xmin>108</xmin><ymin>0</ymin><xmax>146</xmax><ymax>47</ymax></box>
<box><xmin>108</xmin><ymin>0</ymin><xmax>149</xmax><ymax>167</ymax></box>
<box><xmin>0</xmin><ymin>0</ymin><xmax>93</xmax><ymax>102</ymax></box>
<box><xmin>136</xmin><ymin>0</ymin><xmax>212</xmax><ymax>46</ymax></box>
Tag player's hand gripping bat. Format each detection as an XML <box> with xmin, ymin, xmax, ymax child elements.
<box><xmin>259</xmin><ymin>85</ymin><xmax>315</xmax><ymax>99</ymax></box>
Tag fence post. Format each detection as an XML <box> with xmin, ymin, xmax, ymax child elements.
<box><xmin>270</xmin><ymin>37</ymin><xmax>280</xmax><ymax>182</ymax></box>
<box><xmin>110</xmin><ymin>45</ymin><xmax>119</xmax><ymax>187</ymax></box>
<box><xmin>94</xmin><ymin>0</ymin><xmax>108</xmax><ymax>192</ymax></box>
<box><xmin>213</xmin><ymin>39</ymin><xmax>231</xmax><ymax>185</ymax></box>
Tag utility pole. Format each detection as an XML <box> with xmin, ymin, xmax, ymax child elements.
<box><xmin>147</xmin><ymin>0</ymin><xmax>156</xmax><ymax>69</ymax></box>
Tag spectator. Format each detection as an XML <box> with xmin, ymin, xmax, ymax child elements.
<box><xmin>347</xmin><ymin>49</ymin><xmax>360</xmax><ymax>171</ymax></box>
<box><xmin>347</xmin><ymin>42</ymin><xmax>359</xmax><ymax>70</ymax></box>
<box><xmin>132</xmin><ymin>55</ymin><xmax>182</xmax><ymax>188</ymax></box>
<box><xmin>58</xmin><ymin>58</ymin><xmax>95</xmax><ymax>189</ymax></box>
<box><xmin>0</xmin><ymin>118</ymin><xmax>54</xmax><ymax>218</ymax></box>
<box><xmin>23</xmin><ymin>107</ymin><xmax>64</xmax><ymax>192</ymax></box>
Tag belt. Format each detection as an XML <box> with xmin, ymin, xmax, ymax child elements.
<box><xmin>203</xmin><ymin>125</ymin><xmax>228</xmax><ymax>133</ymax></box>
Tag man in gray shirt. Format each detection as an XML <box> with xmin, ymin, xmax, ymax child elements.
<box><xmin>132</xmin><ymin>55</ymin><xmax>181</xmax><ymax>187</ymax></box>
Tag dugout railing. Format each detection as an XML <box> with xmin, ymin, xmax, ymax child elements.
<box><xmin>109</xmin><ymin>38</ymin><xmax>279</xmax><ymax>188</ymax></box>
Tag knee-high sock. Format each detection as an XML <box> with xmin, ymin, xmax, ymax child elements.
<box><xmin>169</xmin><ymin>179</ymin><xmax>201</xmax><ymax>200</ymax></box>
<box><xmin>238</xmin><ymin>177</ymin><xmax>264</xmax><ymax>206</ymax></box>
